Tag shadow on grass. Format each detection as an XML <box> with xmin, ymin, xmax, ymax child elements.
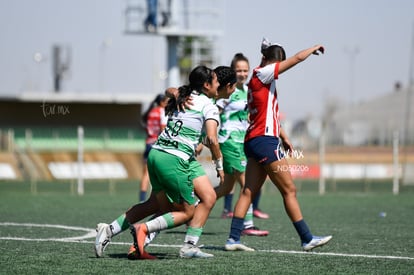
<box><xmin>108</xmin><ymin>252</ymin><xmax>171</xmax><ymax>260</ymax></box>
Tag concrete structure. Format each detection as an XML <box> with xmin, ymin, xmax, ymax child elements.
<box><xmin>325</xmin><ymin>85</ymin><xmax>414</xmax><ymax>146</ymax></box>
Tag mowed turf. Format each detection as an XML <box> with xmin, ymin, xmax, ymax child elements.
<box><xmin>0</xmin><ymin>180</ymin><xmax>413</xmax><ymax>274</ymax></box>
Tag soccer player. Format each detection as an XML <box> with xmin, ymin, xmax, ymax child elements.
<box><xmin>215</xmin><ymin>53</ymin><xmax>269</xmax><ymax>236</ymax></box>
<box><xmin>128</xmin><ymin>65</ymin><xmax>225</xmax><ymax>259</ymax></box>
<box><xmin>175</xmin><ymin>66</ymin><xmax>238</xmax><ymax>258</ymax></box>
<box><xmin>95</xmin><ymin>66</ymin><xmax>236</xmax><ymax>259</ymax></box>
<box><xmin>224</xmin><ymin>38</ymin><xmax>332</xmax><ymax>252</ymax></box>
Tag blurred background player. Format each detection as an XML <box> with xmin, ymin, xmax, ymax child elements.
<box><xmin>140</xmin><ymin>93</ymin><xmax>169</xmax><ymax>202</ymax></box>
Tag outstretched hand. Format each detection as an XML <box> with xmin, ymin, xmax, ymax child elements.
<box><xmin>313</xmin><ymin>46</ymin><xmax>325</xmax><ymax>55</ymax></box>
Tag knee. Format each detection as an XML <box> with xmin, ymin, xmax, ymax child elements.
<box><xmin>202</xmin><ymin>192</ymin><xmax>217</xmax><ymax>209</ymax></box>
<box><xmin>241</xmin><ymin>188</ymin><xmax>254</xmax><ymax>201</ymax></box>
<box><xmin>215</xmin><ymin>181</ymin><xmax>235</xmax><ymax>198</ymax></box>
<box><xmin>184</xmin><ymin>207</ymin><xmax>196</xmax><ymax>220</ymax></box>
<box><xmin>282</xmin><ymin>185</ymin><xmax>297</xmax><ymax>198</ymax></box>
<box><xmin>222</xmin><ymin>184</ymin><xmax>234</xmax><ymax>195</ymax></box>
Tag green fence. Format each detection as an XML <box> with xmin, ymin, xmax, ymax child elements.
<box><xmin>2</xmin><ymin>127</ymin><xmax>146</xmax><ymax>151</ymax></box>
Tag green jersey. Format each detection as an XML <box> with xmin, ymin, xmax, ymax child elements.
<box><xmin>152</xmin><ymin>91</ymin><xmax>220</xmax><ymax>160</ymax></box>
<box><xmin>217</xmin><ymin>85</ymin><xmax>249</xmax><ymax>143</ymax></box>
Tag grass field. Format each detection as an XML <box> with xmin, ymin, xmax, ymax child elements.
<box><xmin>1</xmin><ymin>180</ymin><xmax>413</xmax><ymax>274</ymax></box>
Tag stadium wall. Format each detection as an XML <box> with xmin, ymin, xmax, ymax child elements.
<box><xmin>1</xmin><ymin>97</ymin><xmax>146</xmax><ymax>181</ymax></box>
<box><xmin>0</xmin><ymin>100</ymin><xmax>143</xmax><ymax>127</ymax></box>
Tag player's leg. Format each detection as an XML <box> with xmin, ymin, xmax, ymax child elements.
<box><xmin>225</xmin><ymin>158</ymin><xmax>267</xmax><ymax>251</ymax></box>
<box><xmin>217</xmin><ymin>140</ymin><xmax>239</xmax><ymax>218</ymax></box>
<box><xmin>214</xmin><ymin>173</ymin><xmax>236</xmax><ymax>205</ymax></box>
<box><xmin>130</xmin><ymin>149</ymin><xmax>197</xmax><ymax>259</ymax></box>
<box><xmin>252</xmin><ymin>189</ymin><xmax>270</xmax><ymax>219</ymax></box>
<box><xmin>94</xmin><ymin>192</ymin><xmax>160</xmax><ymax>258</ymax></box>
<box><xmin>139</xmin><ymin>144</ymin><xmax>152</xmax><ymax>201</ymax></box>
<box><xmin>130</xmin><ymin>192</ymin><xmax>196</xmax><ymax>260</ymax></box>
<box><xmin>222</xmin><ymin>189</ymin><xmax>235</xmax><ymax>218</ymax></box>
<box><xmin>181</xmin><ymin>173</ymin><xmax>216</xmax><ymax>258</ymax></box>
<box><xmin>140</xmin><ymin>163</ymin><xmax>150</xmax><ymax>201</ymax></box>
<box><xmin>189</xmin><ymin>175</ymin><xmax>216</xmax><ymax>240</ymax></box>
<box><xmin>265</xmin><ymin>158</ymin><xmax>332</xmax><ymax>251</ymax></box>
<box><xmin>236</xmin><ymin>170</ymin><xmax>269</xmax><ymax>236</ymax></box>
<box><xmin>219</xmin><ymin>139</ymin><xmax>268</xmax><ymax>235</ymax></box>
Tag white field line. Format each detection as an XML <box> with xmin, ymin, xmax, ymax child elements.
<box><xmin>259</xmin><ymin>249</ymin><xmax>414</xmax><ymax>261</ymax></box>
<box><xmin>1</xmin><ymin>222</ymin><xmax>413</xmax><ymax>261</ymax></box>
<box><xmin>0</xmin><ymin>222</ymin><xmax>96</xmax><ymax>241</ymax></box>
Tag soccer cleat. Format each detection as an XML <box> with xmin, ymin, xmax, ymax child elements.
<box><xmin>253</xmin><ymin>209</ymin><xmax>270</xmax><ymax>219</ymax></box>
<box><xmin>225</xmin><ymin>238</ymin><xmax>255</xmax><ymax>251</ymax></box>
<box><xmin>129</xmin><ymin>224</ymin><xmax>157</xmax><ymax>260</ymax></box>
<box><xmin>302</xmin><ymin>235</ymin><xmax>332</xmax><ymax>251</ymax></box>
<box><xmin>241</xmin><ymin>226</ymin><xmax>269</xmax><ymax>236</ymax></box>
<box><xmin>179</xmin><ymin>243</ymin><xmax>214</xmax><ymax>258</ymax></box>
<box><xmin>94</xmin><ymin>223</ymin><xmax>112</xmax><ymax>258</ymax></box>
<box><xmin>221</xmin><ymin>210</ymin><xmax>234</xmax><ymax>219</ymax></box>
<box><xmin>127</xmin><ymin>244</ymin><xmax>157</xmax><ymax>260</ymax></box>
<box><xmin>127</xmin><ymin>244</ymin><xmax>138</xmax><ymax>260</ymax></box>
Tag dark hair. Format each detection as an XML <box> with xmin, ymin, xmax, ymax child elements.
<box><xmin>141</xmin><ymin>93</ymin><xmax>165</xmax><ymax>124</ymax></box>
<box><xmin>165</xmin><ymin>65</ymin><xmax>215</xmax><ymax>116</ymax></box>
<box><xmin>230</xmin><ymin>53</ymin><xmax>249</xmax><ymax>69</ymax></box>
<box><xmin>262</xmin><ymin>45</ymin><xmax>286</xmax><ymax>62</ymax></box>
<box><xmin>214</xmin><ymin>66</ymin><xmax>236</xmax><ymax>91</ymax></box>
<box><xmin>188</xmin><ymin>65</ymin><xmax>214</xmax><ymax>92</ymax></box>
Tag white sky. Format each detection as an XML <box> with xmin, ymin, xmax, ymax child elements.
<box><xmin>0</xmin><ymin>0</ymin><xmax>413</xmax><ymax>120</ymax></box>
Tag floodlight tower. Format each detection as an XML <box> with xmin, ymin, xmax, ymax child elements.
<box><xmin>124</xmin><ymin>0</ymin><xmax>223</xmax><ymax>89</ymax></box>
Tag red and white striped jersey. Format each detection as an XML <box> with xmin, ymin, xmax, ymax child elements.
<box><xmin>145</xmin><ymin>106</ymin><xmax>167</xmax><ymax>144</ymax></box>
<box><xmin>245</xmin><ymin>62</ymin><xmax>281</xmax><ymax>141</ymax></box>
